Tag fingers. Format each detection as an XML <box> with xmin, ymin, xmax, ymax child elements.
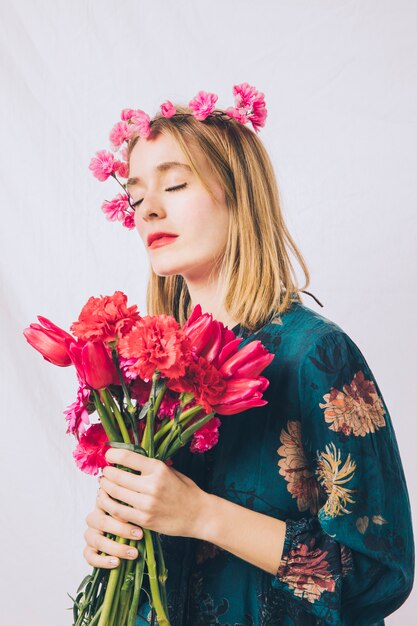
<box><xmin>96</xmin><ymin>485</ymin><xmax>150</xmax><ymax>526</ymax></box>
<box><xmin>83</xmin><ymin>527</ymin><xmax>140</xmax><ymax>569</ymax></box>
<box><xmin>85</xmin><ymin>507</ymin><xmax>143</xmax><ymax>540</ymax></box>
<box><xmin>105</xmin><ymin>448</ymin><xmax>162</xmax><ymax>475</ymax></box>
<box><xmin>101</xmin><ymin>465</ymin><xmax>155</xmax><ymax>495</ymax></box>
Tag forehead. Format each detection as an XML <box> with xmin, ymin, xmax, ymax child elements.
<box><xmin>127</xmin><ymin>133</ymin><xmax>206</xmax><ymax>188</ymax></box>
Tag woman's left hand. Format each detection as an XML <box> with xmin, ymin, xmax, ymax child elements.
<box><xmin>98</xmin><ymin>447</ymin><xmax>207</xmax><ymax>539</ymax></box>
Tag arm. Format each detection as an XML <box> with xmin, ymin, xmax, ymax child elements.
<box><xmin>195</xmin><ymin>490</ymin><xmax>287</xmax><ymax>576</ymax></box>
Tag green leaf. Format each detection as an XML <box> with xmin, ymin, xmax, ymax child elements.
<box><xmin>76</xmin><ymin>573</ymin><xmax>92</xmax><ymax>593</ymax></box>
<box><xmin>107</xmin><ymin>441</ymin><xmax>148</xmax><ymax>456</ymax></box>
<box><xmin>138</xmin><ymin>401</ymin><xmax>150</xmax><ymax>421</ymax></box>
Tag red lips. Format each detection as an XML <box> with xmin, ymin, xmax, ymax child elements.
<box><xmin>147</xmin><ymin>231</ymin><xmax>178</xmax><ymax>246</ymax></box>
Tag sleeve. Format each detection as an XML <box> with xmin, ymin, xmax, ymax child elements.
<box><xmin>270</xmin><ymin>330</ymin><xmax>415</xmax><ymax>625</ymax></box>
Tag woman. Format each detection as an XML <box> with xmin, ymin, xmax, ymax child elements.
<box><xmin>84</xmin><ymin>87</ymin><xmax>414</xmax><ymax>625</ymax></box>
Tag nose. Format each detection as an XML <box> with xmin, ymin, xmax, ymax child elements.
<box><xmin>135</xmin><ymin>192</ymin><xmax>166</xmax><ymax>223</ymax></box>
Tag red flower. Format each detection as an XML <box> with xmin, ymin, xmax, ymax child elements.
<box><xmin>118</xmin><ymin>315</ymin><xmax>193</xmax><ymax>381</ymax></box>
<box><xmin>70</xmin><ymin>291</ymin><xmax>142</xmax><ymax>344</ymax></box>
<box><xmin>217</xmin><ymin>340</ymin><xmax>275</xmax><ymax>378</ymax></box>
<box><xmin>64</xmin><ymin>380</ymin><xmax>93</xmax><ymax>439</ymax></box>
<box><xmin>68</xmin><ymin>340</ymin><xmax>120</xmax><ymax>390</ymax></box>
<box><xmin>190</xmin><ymin>416</ymin><xmax>221</xmax><ymax>453</ymax></box>
<box><xmin>211</xmin><ymin>376</ymin><xmax>270</xmax><ymax>415</ymax></box>
<box><xmin>73</xmin><ymin>423</ymin><xmax>110</xmax><ymax>475</ymax></box>
<box><xmin>23</xmin><ymin>316</ymin><xmax>74</xmax><ymax>366</ymax></box>
<box><xmin>168</xmin><ymin>357</ymin><xmax>226</xmax><ymax>413</ymax></box>
<box><xmin>182</xmin><ymin>304</ymin><xmax>237</xmax><ymax>363</ymax></box>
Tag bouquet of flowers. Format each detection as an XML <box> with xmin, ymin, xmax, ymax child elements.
<box><xmin>23</xmin><ymin>291</ymin><xmax>274</xmax><ymax>626</ymax></box>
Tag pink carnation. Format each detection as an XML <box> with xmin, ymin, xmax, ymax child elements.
<box><xmin>109</xmin><ymin>121</ymin><xmax>131</xmax><ymax>150</ymax></box>
<box><xmin>101</xmin><ymin>193</ymin><xmax>130</xmax><ymax>222</ymax></box>
<box><xmin>73</xmin><ymin>422</ymin><xmax>110</xmax><ymax>475</ymax></box>
<box><xmin>130</xmin><ymin>109</ymin><xmax>151</xmax><ymax>139</ymax></box>
<box><xmin>230</xmin><ymin>83</ymin><xmax>267</xmax><ymax>133</ymax></box>
<box><xmin>225</xmin><ymin>106</ymin><xmax>249</xmax><ymax>124</ymax></box>
<box><xmin>232</xmin><ymin>82</ymin><xmax>258</xmax><ymax>109</ymax></box>
<box><xmin>190</xmin><ymin>416</ymin><xmax>221</xmax><ymax>453</ymax></box>
<box><xmin>160</xmin><ymin>100</ymin><xmax>176</xmax><ymax>118</ymax></box>
<box><xmin>89</xmin><ymin>150</ymin><xmax>119</xmax><ymax>182</ymax></box>
<box><xmin>116</xmin><ymin>161</ymin><xmax>129</xmax><ymax>178</ymax></box>
<box><xmin>121</xmin><ymin>108</ymin><xmax>136</xmax><ymax>121</ymax></box>
<box><xmin>64</xmin><ymin>381</ymin><xmax>92</xmax><ymax>439</ymax></box>
<box><xmin>122</xmin><ymin>213</ymin><xmax>135</xmax><ymax>229</ymax></box>
<box><xmin>188</xmin><ymin>91</ymin><xmax>218</xmax><ymax>121</ymax></box>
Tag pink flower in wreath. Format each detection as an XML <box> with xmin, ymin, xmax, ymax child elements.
<box><xmin>121</xmin><ymin>108</ymin><xmax>136</xmax><ymax>121</ymax></box>
<box><xmin>129</xmin><ymin>109</ymin><xmax>151</xmax><ymax>138</ymax></box>
<box><xmin>109</xmin><ymin>121</ymin><xmax>131</xmax><ymax>150</ymax></box>
<box><xmin>188</xmin><ymin>90</ymin><xmax>218</xmax><ymax>121</ymax></box>
<box><xmin>101</xmin><ymin>194</ymin><xmax>130</xmax><ymax>222</ymax></box>
<box><xmin>160</xmin><ymin>100</ymin><xmax>176</xmax><ymax>118</ymax></box>
<box><xmin>89</xmin><ymin>150</ymin><xmax>119</xmax><ymax>181</ymax></box>
<box><xmin>122</xmin><ymin>212</ymin><xmax>135</xmax><ymax>230</ymax></box>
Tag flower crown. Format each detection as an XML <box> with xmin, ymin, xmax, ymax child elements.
<box><xmin>88</xmin><ymin>82</ymin><xmax>267</xmax><ymax>230</ymax></box>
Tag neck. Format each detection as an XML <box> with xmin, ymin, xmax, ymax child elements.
<box><xmin>184</xmin><ymin>273</ymin><xmax>239</xmax><ymax>330</ymax></box>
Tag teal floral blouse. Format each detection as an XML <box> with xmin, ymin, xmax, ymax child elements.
<box><xmin>136</xmin><ymin>299</ymin><xmax>414</xmax><ymax>625</ymax></box>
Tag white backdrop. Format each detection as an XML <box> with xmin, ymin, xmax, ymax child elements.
<box><xmin>1</xmin><ymin>1</ymin><xmax>416</xmax><ymax>624</ymax></box>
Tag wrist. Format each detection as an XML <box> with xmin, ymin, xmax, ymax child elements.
<box><xmin>189</xmin><ymin>490</ymin><xmax>222</xmax><ymax>541</ymax></box>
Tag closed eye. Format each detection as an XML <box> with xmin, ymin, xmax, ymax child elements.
<box><xmin>130</xmin><ymin>183</ymin><xmax>188</xmax><ymax>209</ymax></box>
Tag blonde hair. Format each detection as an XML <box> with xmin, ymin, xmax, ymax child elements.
<box><xmin>127</xmin><ymin>106</ymin><xmax>311</xmax><ymax>331</ymax></box>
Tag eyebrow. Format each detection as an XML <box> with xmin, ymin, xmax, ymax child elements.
<box><xmin>126</xmin><ymin>161</ymin><xmax>192</xmax><ymax>188</ymax></box>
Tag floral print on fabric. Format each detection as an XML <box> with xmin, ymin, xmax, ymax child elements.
<box><xmin>277</xmin><ymin>420</ymin><xmax>324</xmax><ymax>515</ymax></box>
<box><xmin>276</xmin><ymin>517</ymin><xmax>338</xmax><ymax>603</ymax></box>
<box><xmin>315</xmin><ymin>442</ymin><xmax>357</xmax><ymax>518</ymax></box>
<box><xmin>319</xmin><ymin>370</ymin><xmax>386</xmax><ymax>436</ymax></box>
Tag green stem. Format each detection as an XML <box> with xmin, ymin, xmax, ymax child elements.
<box><xmin>154</xmin><ymin>533</ymin><xmax>168</xmax><ymax>613</ymax></box>
<box><xmin>127</xmin><ymin>551</ymin><xmax>147</xmax><ymax>626</ymax></box>
<box><xmin>143</xmin><ymin>529</ymin><xmax>170</xmax><ymax>626</ymax></box>
<box><xmin>162</xmin><ymin>411</ymin><xmax>216</xmax><ymax>460</ymax></box>
<box><xmin>101</xmin><ymin>388</ymin><xmax>131</xmax><ymax>444</ymax></box>
<box><xmin>111</xmin><ymin>347</ymin><xmax>136</xmax><ymax>416</ymax></box>
<box><xmin>92</xmin><ymin>390</ymin><xmax>121</xmax><ymax>441</ymax></box>
<box><xmin>154</xmin><ymin>403</ymin><xmax>205</xmax><ymax>445</ymax></box>
<box><xmin>96</xmin><ymin>536</ymin><xmax>128</xmax><ymax>626</ymax></box>
<box><xmin>108</xmin><ymin>557</ymin><xmax>126</xmax><ymax>626</ymax></box>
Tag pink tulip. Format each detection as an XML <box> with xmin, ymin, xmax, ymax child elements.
<box><xmin>23</xmin><ymin>316</ymin><xmax>74</xmax><ymax>366</ymax></box>
<box><xmin>68</xmin><ymin>340</ymin><xmax>120</xmax><ymax>390</ymax></box>
<box><xmin>211</xmin><ymin>376</ymin><xmax>270</xmax><ymax>415</ymax></box>
<box><xmin>218</xmin><ymin>340</ymin><xmax>275</xmax><ymax>378</ymax></box>
<box><xmin>183</xmin><ymin>304</ymin><xmax>238</xmax><ymax>363</ymax></box>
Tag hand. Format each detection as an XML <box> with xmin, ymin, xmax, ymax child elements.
<box><xmin>97</xmin><ymin>447</ymin><xmax>207</xmax><ymax>539</ymax></box>
<box><xmin>83</xmin><ymin>499</ymin><xmax>144</xmax><ymax>569</ymax></box>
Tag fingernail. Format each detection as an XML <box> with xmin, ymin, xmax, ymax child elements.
<box><xmin>127</xmin><ymin>549</ymin><xmax>136</xmax><ymax>557</ymax></box>
<box><xmin>131</xmin><ymin>529</ymin><xmax>142</xmax><ymax>537</ymax></box>
<box><xmin>109</xmin><ymin>558</ymin><xmax>119</xmax><ymax>565</ymax></box>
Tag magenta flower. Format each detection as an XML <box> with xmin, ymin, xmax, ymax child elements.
<box><xmin>101</xmin><ymin>194</ymin><xmax>130</xmax><ymax>222</ymax></box>
<box><xmin>160</xmin><ymin>100</ymin><xmax>176</xmax><ymax>118</ymax></box>
<box><xmin>68</xmin><ymin>340</ymin><xmax>120</xmax><ymax>390</ymax></box>
<box><xmin>120</xmin><ymin>108</ymin><xmax>136</xmax><ymax>121</ymax></box>
<box><xmin>227</xmin><ymin>83</ymin><xmax>268</xmax><ymax>132</ymax></box>
<box><xmin>130</xmin><ymin>109</ymin><xmax>151</xmax><ymax>139</ymax></box>
<box><xmin>89</xmin><ymin>150</ymin><xmax>119</xmax><ymax>182</ymax></box>
<box><xmin>23</xmin><ymin>316</ymin><xmax>74</xmax><ymax>366</ymax></box>
<box><xmin>73</xmin><ymin>422</ymin><xmax>110</xmax><ymax>475</ymax></box>
<box><xmin>64</xmin><ymin>381</ymin><xmax>92</xmax><ymax>439</ymax></box>
<box><xmin>232</xmin><ymin>82</ymin><xmax>258</xmax><ymax>109</ymax></box>
<box><xmin>188</xmin><ymin>90</ymin><xmax>218</xmax><ymax>121</ymax></box>
<box><xmin>122</xmin><ymin>213</ymin><xmax>135</xmax><ymax>229</ymax></box>
<box><xmin>116</xmin><ymin>160</ymin><xmax>129</xmax><ymax>179</ymax></box>
<box><xmin>190</xmin><ymin>416</ymin><xmax>221</xmax><ymax>453</ymax></box>
<box><xmin>109</xmin><ymin>121</ymin><xmax>131</xmax><ymax>150</ymax></box>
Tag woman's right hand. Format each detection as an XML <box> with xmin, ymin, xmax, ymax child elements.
<box><xmin>83</xmin><ymin>499</ymin><xmax>144</xmax><ymax>569</ymax></box>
